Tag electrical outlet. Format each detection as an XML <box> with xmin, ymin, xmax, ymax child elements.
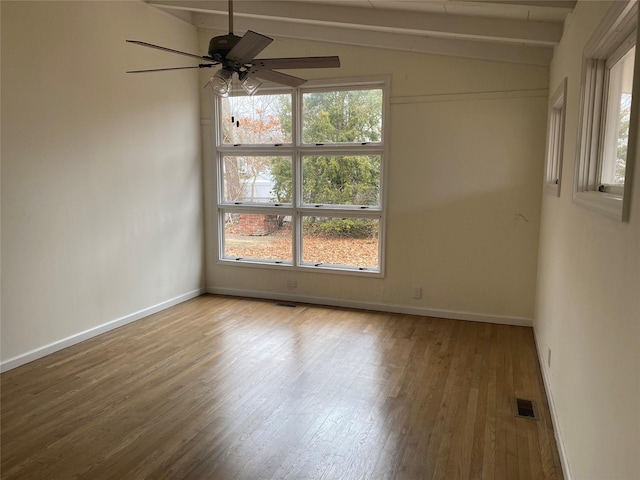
<box><xmin>413</xmin><ymin>286</ymin><xmax>422</xmax><ymax>299</ymax></box>
<box><xmin>286</xmin><ymin>279</ymin><xmax>297</xmax><ymax>288</ymax></box>
<box><xmin>547</xmin><ymin>348</ymin><xmax>552</xmax><ymax>368</ymax></box>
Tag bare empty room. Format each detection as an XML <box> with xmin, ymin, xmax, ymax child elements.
<box><xmin>1</xmin><ymin>1</ymin><xmax>639</xmax><ymax>479</ymax></box>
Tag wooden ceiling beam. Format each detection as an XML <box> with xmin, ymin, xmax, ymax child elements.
<box><xmin>191</xmin><ymin>11</ymin><xmax>553</xmax><ymax>66</ymax></box>
<box><xmin>148</xmin><ymin>0</ymin><xmax>564</xmax><ymax>46</ymax></box>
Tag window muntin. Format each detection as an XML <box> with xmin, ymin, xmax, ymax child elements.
<box><xmin>301</xmin><ymin>88</ymin><xmax>383</xmax><ymax>144</ymax></box>
<box><xmin>219</xmin><ymin>93</ymin><xmax>292</xmax><ymax>145</ymax></box>
<box><xmin>215</xmin><ymin>79</ymin><xmax>388</xmax><ymax>273</ymax></box>
<box><xmin>301</xmin><ymin>154</ymin><xmax>381</xmax><ymax>206</ymax></box>
<box><xmin>221</xmin><ymin>155</ymin><xmax>292</xmax><ymax>204</ymax></box>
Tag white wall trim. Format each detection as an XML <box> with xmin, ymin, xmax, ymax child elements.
<box><xmin>0</xmin><ymin>288</ymin><xmax>205</xmax><ymax>373</ymax></box>
<box><xmin>533</xmin><ymin>329</ymin><xmax>573</xmax><ymax>480</ymax></box>
<box><xmin>391</xmin><ymin>88</ymin><xmax>549</xmax><ymax>105</ymax></box>
<box><xmin>206</xmin><ymin>287</ymin><xmax>533</xmax><ymax>327</ymax></box>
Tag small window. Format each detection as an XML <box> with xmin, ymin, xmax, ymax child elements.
<box><xmin>301</xmin><ymin>88</ymin><xmax>383</xmax><ymax>144</ymax></box>
<box><xmin>544</xmin><ymin>78</ymin><xmax>567</xmax><ymax>196</ymax></box>
<box><xmin>221</xmin><ymin>155</ymin><xmax>292</xmax><ymax>204</ymax></box>
<box><xmin>301</xmin><ymin>155</ymin><xmax>381</xmax><ymax>206</ymax></box>
<box><xmin>222</xmin><ymin>211</ymin><xmax>293</xmax><ymax>264</ymax></box>
<box><xmin>574</xmin><ymin>1</ymin><xmax>638</xmax><ymax>221</ymax></box>
<box><xmin>219</xmin><ymin>92</ymin><xmax>292</xmax><ymax>145</ymax></box>
<box><xmin>301</xmin><ymin>216</ymin><xmax>379</xmax><ymax>270</ymax></box>
<box><xmin>599</xmin><ymin>45</ymin><xmax>634</xmax><ymax>192</ymax></box>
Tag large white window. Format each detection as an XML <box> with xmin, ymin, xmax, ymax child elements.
<box><xmin>214</xmin><ymin>78</ymin><xmax>388</xmax><ymax>274</ymax></box>
<box><xmin>574</xmin><ymin>1</ymin><xmax>638</xmax><ymax>220</ymax></box>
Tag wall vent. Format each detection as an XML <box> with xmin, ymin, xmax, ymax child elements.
<box><xmin>514</xmin><ymin>398</ymin><xmax>538</xmax><ymax>419</ymax></box>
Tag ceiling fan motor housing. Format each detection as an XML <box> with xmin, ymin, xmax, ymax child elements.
<box><xmin>208</xmin><ymin>34</ymin><xmax>241</xmax><ymax>62</ymax></box>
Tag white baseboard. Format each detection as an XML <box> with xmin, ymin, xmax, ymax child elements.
<box><xmin>0</xmin><ymin>288</ymin><xmax>205</xmax><ymax>373</ymax></box>
<box><xmin>533</xmin><ymin>329</ymin><xmax>572</xmax><ymax>480</ymax></box>
<box><xmin>206</xmin><ymin>287</ymin><xmax>533</xmax><ymax>327</ymax></box>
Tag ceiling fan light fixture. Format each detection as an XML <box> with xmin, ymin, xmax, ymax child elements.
<box><xmin>209</xmin><ymin>68</ymin><xmax>233</xmax><ymax>97</ymax></box>
<box><xmin>240</xmin><ymin>74</ymin><xmax>262</xmax><ymax>96</ymax></box>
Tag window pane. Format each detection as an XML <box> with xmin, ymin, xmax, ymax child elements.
<box><xmin>220</xmin><ymin>93</ymin><xmax>292</xmax><ymax>145</ymax></box>
<box><xmin>302</xmin><ymin>89</ymin><xmax>383</xmax><ymax>144</ymax></box>
<box><xmin>222</xmin><ymin>156</ymin><xmax>292</xmax><ymax>204</ymax></box>
<box><xmin>602</xmin><ymin>45</ymin><xmax>635</xmax><ymax>186</ymax></box>
<box><xmin>223</xmin><ymin>212</ymin><xmax>292</xmax><ymax>262</ymax></box>
<box><xmin>547</xmin><ymin>107</ymin><xmax>563</xmax><ymax>185</ymax></box>
<box><xmin>302</xmin><ymin>216</ymin><xmax>379</xmax><ymax>269</ymax></box>
<box><xmin>302</xmin><ymin>155</ymin><xmax>380</xmax><ymax>206</ymax></box>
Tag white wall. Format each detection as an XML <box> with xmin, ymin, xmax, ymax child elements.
<box><xmin>201</xmin><ymin>29</ymin><xmax>549</xmax><ymax>325</ymax></box>
<box><xmin>535</xmin><ymin>2</ymin><xmax>640</xmax><ymax>479</ymax></box>
<box><xmin>1</xmin><ymin>1</ymin><xmax>204</xmax><ymax>367</ymax></box>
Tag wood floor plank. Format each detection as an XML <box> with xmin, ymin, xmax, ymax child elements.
<box><xmin>1</xmin><ymin>295</ymin><xmax>564</xmax><ymax>480</ymax></box>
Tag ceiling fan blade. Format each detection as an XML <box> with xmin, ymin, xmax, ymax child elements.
<box><xmin>126</xmin><ymin>64</ymin><xmax>217</xmax><ymax>73</ymax></box>
<box><xmin>126</xmin><ymin>40</ymin><xmax>214</xmax><ymax>61</ymax></box>
<box><xmin>251</xmin><ymin>56</ymin><xmax>340</xmax><ymax>70</ymax></box>
<box><xmin>250</xmin><ymin>69</ymin><xmax>307</xmax><ymax>87</ymax></box>
<box><xmin>226</xmin><ymin>30</ymin><xmax>273</xmax><ymax>65</ymax></box>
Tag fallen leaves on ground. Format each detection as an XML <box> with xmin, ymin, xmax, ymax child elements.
<box><xmin>225</xmin><ymin>228</ymin><xmax>378</xmax><ymax>267</ymax></box>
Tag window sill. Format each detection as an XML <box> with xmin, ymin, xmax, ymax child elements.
<box><xmin>573</xmin><ymin>190</ymin><xmax>624</xmax><ymax>221</ymax></box>
<box><xmin>217</xmin><ymin>258</ymin><xmax>383</xmax><ymax>277</ymax></box>
<box><xmin>544</xmin><ymin>183</ymin><xmax>560</xmax><ymax>197</ymax></box>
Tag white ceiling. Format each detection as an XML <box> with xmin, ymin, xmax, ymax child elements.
<box><xmin>148</xmin><ymin>0</ymin><xmax>576</xmax><ymax>65</ymax></box>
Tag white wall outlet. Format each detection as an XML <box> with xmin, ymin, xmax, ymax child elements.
<box><xmin>413</xmin><ymin>286</ymin><xmax>422</xmax><ymax>299</ymax></box>
<box><xmin>286</xmin><ymin>279</ymin><xmax>297</xmax><ymax>288</ymax></box>
<box><xmin>547</xmin><ymin>347</ymin><xmax>552</xmax><ymax>368</ymax></box>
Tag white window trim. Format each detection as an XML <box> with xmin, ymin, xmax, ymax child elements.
<box><xmin>573</xmin><ymin>0</ymin><xmax>638</xmax><ymax>221</ymax></box>
<box><xmin>544</xmin><ymin>77</ymin><xmax>567</xmax><ymax>197</ymax></box>
<box><xmin>213</xmin><ymin>76</ymin><xmax>390</xmax><ymax>277</ymax></box>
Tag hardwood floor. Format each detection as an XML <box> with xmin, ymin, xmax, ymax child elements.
<box><xmin>1</xmin><ymin>295</ymin><xmax>563</xmax><ymax>480</ymax></box>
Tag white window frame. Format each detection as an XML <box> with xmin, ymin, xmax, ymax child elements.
<box><xmin>574</xmin><ymin>0</ymin><xmax>639</xmax><ymax>221</ymax></box>
<box><xmin>214</xmin><ymin>76</ymin><xmax>390</xmax><ymax>276</ymax></box>
<box><xmin>544</xmin><ymin>78</ymin><xmax>568</xmax><ymax>196</ymax></box>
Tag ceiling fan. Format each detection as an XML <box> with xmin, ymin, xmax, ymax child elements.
<box><xmin>126</xmin><ymin>0</ymin><xmax>340</xmax><ymax>95</ymax></box>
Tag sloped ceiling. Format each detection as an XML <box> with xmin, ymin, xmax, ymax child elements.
<box><xmin>148</xmin><ymin>0</ymin><xmax>576</xmax><ymax>65</ymax></box>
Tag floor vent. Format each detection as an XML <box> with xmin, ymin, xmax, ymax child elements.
<box><xmin>514</xmin><ymin>398</ymin><xmax>538</xmax><ymax>419</ymax></box>
<box><xmin>276</xmin><ymin>302</ymin><xmax>297</xmax><ymax>308</ymax></box>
